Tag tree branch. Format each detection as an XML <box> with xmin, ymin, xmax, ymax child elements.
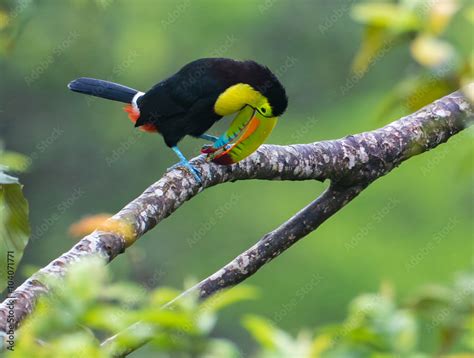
<box><xmin>101</xmin><ymin>182</ymin><xmax>369</xmax><ymax>356</ymax></box>
<box><xmin>0</xmin><ymin>87</ymin><xmax>472</xmax><ymax>353</ymax></box>
<box><xmin>180</xmin><ymin>182</ymin><xmax>368</xmax><ymax>301</ymax></box>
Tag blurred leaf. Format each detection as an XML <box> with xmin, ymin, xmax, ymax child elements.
<box><xmin>349</xmin><ymin>293</ymin><xmax>393</xmax><ymax>320</ymax></box>
<box><xmin>147</xmin><ymin>330</ymin><xmax>185</xmax><ymax>351</ymax></box>
<box><xmin>351</xmin><ymin>3</ymin><xmax>420</xmax><ymax>32</ymax></box>
<box><xmin>348</xmin><ymin>326</ymin><xmax>386</xmax><ymax>349</ymax></box>
<box><xmin>0</xmin><ymin>0</ymin><xmax>35</xmax><ymax>55</ymax></box>
<box><xmin>411</xmin><ymin>34</ymin><xmax>456</xmax><ymax>68</ymax></box>
<box><xmin>386</xmin><ymin>310</ymin><xmax>417</xmax><ymax>353</ymax></box>
<box><xmin>427</xmin><ymin>0</ymin><xmax>460</xmax><ymax>34</ymax></box>
<box><xmin>242</xmin><ymin>315</ymin><xmax>287</xmax><ymax>351</ymax></box>
<box><xmin>196</xmin><ymin>310</ymin><xmax>217</xmax><ymax>335</ymax></box>
<box><xmin>0</xmin><ymin>151</ymin><xmax>30</xmax><ymax>172</ymax></box>
<box><xmin>461</xmin><ymin>314</ymin><xmax>474</xmax><ymax>350</ymax></box>
<box><xmin>49</xmin><ymin>331</ymin><xmax>104</xmax><ymax>358</ymax></box>
<box><xmin>139</xmin><ymin>308</ymin><xmax>198</xmax><ymax>333</ymax></box>
<box><xmin>0</xmin><ymin>10</ymin><xmax>8</xmax><ymax>30</ymax></box>
<box><xmin>465</xmin><ymin>5</ymin><xmax>474</xmax><ymax>24</ymax></box>
<box><xmin>68</xmin><ymin>213</ymin><xmax>112</xmax><ymax>238</ymax></box>
<box><xmin>60</xmin><ymin>256</ymin><xmax>108</xmax><ymax>303</ymax></box>
<box><xmin>105</xmin><ymin>323</ymin><xmax>158</xmax><ymax>355</ymax></box>
<box><xmin>83</xmin><ymin>304</ymin><xmax>137</xmax><ymax>332</ymax></box>
<box><xmin>203</xmin><ymin>338</ymin><xmax>242</xmax><ymax>358</ymax></box>
<box><xmin>453</xmin><ymin>271</ymin><xmax>474</xmax><ymax>309</ymax></box>
<box><xmin>150</xmin><ymin>287</ymin><xmax>182</xmax><ymax>307</ymax></box>
<box><xmin>407</xmin><ymin>284</ymin><xmax>454</xmax><ymax>312</ymax></box>
<box><xmin>242</xmin><ymin>315</ymin><xmax>278</xmax><ymax>350</ymax></box>
<box><xmin>0</xmin><ymin>175</ymin><xmax>30</xmax><ymax>293</ymax></box>
<box><xmin>200</xmin><ymin>286</ymin><xmax>259</xmax><ymax>314</ymax></box>
<box><xmin>350</xmin><ymin>26</ymin><xmax>394</xmax><ymax>76</ymax></box>
<box><xmin>310</xmin><ymin>333</ymin><xmax>333</xmax><ymax>356</ymax></box>
<box><xmin>100</xmin><ymin>281</ymin><xmax>147</xmax><ymax>305</ymax></box>
<box><xmin>195</xmin><ymin>286</ymin><xmax>258</xmax><ymax>335</ymax></box>
<box><xmin>461</xmin><ymin>79</ymin><xmax>474</xmax><ymax>103</ymax></box>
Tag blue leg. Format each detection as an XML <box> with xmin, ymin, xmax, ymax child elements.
<box><xmin>171</xmin><ymin>146</ymin><xmax>202</xmax><ymax>183</ymax></box>
<box><xmin>199</xmin><ymin>134</ymin><xmax>219</xmax><ymax>142</ymax></box>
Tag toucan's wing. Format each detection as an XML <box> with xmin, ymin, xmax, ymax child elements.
<box><xmin>137</xmin><ymin>75</ymin><xmax>223</xmax><ymax>127</ymax></box>
<box><xmin>136</xmin><ymin>59</ymin><xmax>229</xmax><ymax>127</ymax></box>
<box><xmin>135</xmin><ymin>83</ymin><xmax>187</xmax><ymax>127</ymax></box>
<box><xmin>157</xmin><ymin>96</ymin><xmax>221</xmax><ymax>146</ymax></box>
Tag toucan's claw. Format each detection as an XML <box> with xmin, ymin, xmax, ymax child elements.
<box><xmin>169</xmin><ymin>160</ymin><xmax>202</xmax><ymax>183</ymax></box>
<box><xmin>180</xmin><ymin>161</ymin><xmax>202</xmax><ymax>183</ymax></box>
<box><xmin>171</xmin><ymin>146</ymin><xmax>202</xmax><ymax>184</ymax></box>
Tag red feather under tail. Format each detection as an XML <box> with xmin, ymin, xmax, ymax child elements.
<box><xmin>123</xmin><ymin>104</ymin><xmax>158</xmax><ymax>133</ymax></box>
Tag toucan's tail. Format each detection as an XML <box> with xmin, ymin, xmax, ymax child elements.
<box><xmin>67</xmin><ymin>77</ymin><xmax>139</xmax><ymax>103</ymax></box>
<box><xmin>68</xmin><ymin>77</ymin><xmax>156</xmax><ymax>132</ymax></box>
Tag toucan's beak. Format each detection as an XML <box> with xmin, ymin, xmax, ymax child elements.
<box><xmin>203</xmin><ymin>106</ymin><xmax>277</xmax><ymax>164</ymax></box>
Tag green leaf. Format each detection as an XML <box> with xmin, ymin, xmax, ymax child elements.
<box><xmin>407</xmin><ymin>284</ymin><xmax>454</xmax><ymax>312</ymax></box>
<box><xmin>138</xmin><ymin>308</ymin><xmax>198</xmax><ymax>333</ymax></box>
<box><xmin>351</xmin><ymin>3</ymin><xmax>420</xmax><ymax>32</ymax></box>
<box><xmin>350</xmin><ymin>26</ymin><xmax>395</xmax><ymax>76</ymax></box>
<box><xmin>0</xmin><ymin>151</ymin><xmax>30</xmax><ymax>173</ymax></box>
<box><xmin>150</xmin><ymin>287</ymin><xmax>184</xmax><ymax>307</ymax></box>
<box><xmin>410</xmin><ymin>35</ymin><xmax>456</xmax><ymax>68</ymax></box>
<box><xmin>242</xmin><ymin>315</ymin><xmax>279</xmax><ymax>350</ymax></box>
<box><xmin>0</xmin><ymin>178</ymin><xmax>30</xmax><ymax>293</ymax></box>
<box><xmin>48</xmin><ymin>331</ymin><xmax>103</xmax><ymax>357</ymax></box>
<box><xmin>148</xmin><ymin>331</ymin><xmax>185</xmax><ymax>351</ymax></box>
<box><xmin>199</xmin><ymin>286</ymin><xmax>259</xmax><ymax>314</ymax></box>
<box><xmin>347</xmin><ymin>326</ymin><xmax>387</xmax><ymax>350</ymax></box>
<box><xmin>61</xmin><ymin>255</ymin><xmax>108</xmax><ymax>303</ymax></box>
<box><xmin>461</xmin><ymin>314</ymin><xmax>474</xmax><ymax>350</ymax></box>
<box><xmin>100</xmin><ymin>282</ymin><xmax>148</xmax><ymax>305</ymax></box>
<box><xmin>386</xmin><ymin>310</ymin><xmax>417</xmax><ymax>353</ymax></box>
<box><xmin>204</xmin><ymin>338</ymin><xmax>242</xmax><ymax>358</ymax></box>
<box><xmin>83</xmin><ymin>305</ymin><xmax>137</xmax><ymax>332</ymax></box>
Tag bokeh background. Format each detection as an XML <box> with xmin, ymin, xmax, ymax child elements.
<box><xmin>1</xmin><ymin>0</ymin><xmax>473</xmax><ymax>356</ymax></box>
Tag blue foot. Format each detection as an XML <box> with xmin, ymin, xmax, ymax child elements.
<box><xmin>169</xmin><ymin>160</ymin><xmax>202</xmax><ymax>183</ymax></box>
<box><xmin>181</xmin><ymin>160</ymin><xmax>202</xmax><ymax>183</ymax></box>
<box><xmin>171</xmin><ymin>146</ymin><xmax>202</xmax><ymax>184</ymax></box>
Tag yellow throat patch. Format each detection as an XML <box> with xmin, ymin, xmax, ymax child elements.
<box><xmin>214</xmin><ymin>83</ymin><xmax>261</xmax><ymax>116</ymax></box>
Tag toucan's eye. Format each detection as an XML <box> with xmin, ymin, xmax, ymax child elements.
<box><xmin>260</xmin><ymin>107</ymin><xmax>266</xmax><ymax>113</ymax></box>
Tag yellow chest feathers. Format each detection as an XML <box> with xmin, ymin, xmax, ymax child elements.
<box><xmin>214</xmin><ymin>83</ymin><xmax>262</xmax><ymax>116</ymax></box>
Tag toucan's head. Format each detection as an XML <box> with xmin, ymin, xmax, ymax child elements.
<box><xmin>206</xmin><ymin>61</ymin><xmax>288</xmax><ymax>164</ymax></box>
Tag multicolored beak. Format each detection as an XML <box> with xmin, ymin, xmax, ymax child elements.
<box><xmin>202</xmin><ymin>106</ymin><xmax>277</xmax><ymax>165</ymax></box>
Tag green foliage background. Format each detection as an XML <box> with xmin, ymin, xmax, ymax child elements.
<box><xmin>0</xmin><ymin>0</ymin><xmax>472</xmax><ymax>356</ymax></box>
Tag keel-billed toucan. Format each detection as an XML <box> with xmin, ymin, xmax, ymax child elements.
<box><xmin>68</xmin><ymin>58</ymin><xmax>288</xmax><ymax>182</ymax></box>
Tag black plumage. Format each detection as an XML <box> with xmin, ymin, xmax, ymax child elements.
<box><xmin>135</xmin><ymin>58</ymin><xmax>288</xmax><ymax>147</ymax></box>
<box><xmin>68</xmin><ymin>58</ymin><xmax>288</xmax><ymax>148</ymax></box>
